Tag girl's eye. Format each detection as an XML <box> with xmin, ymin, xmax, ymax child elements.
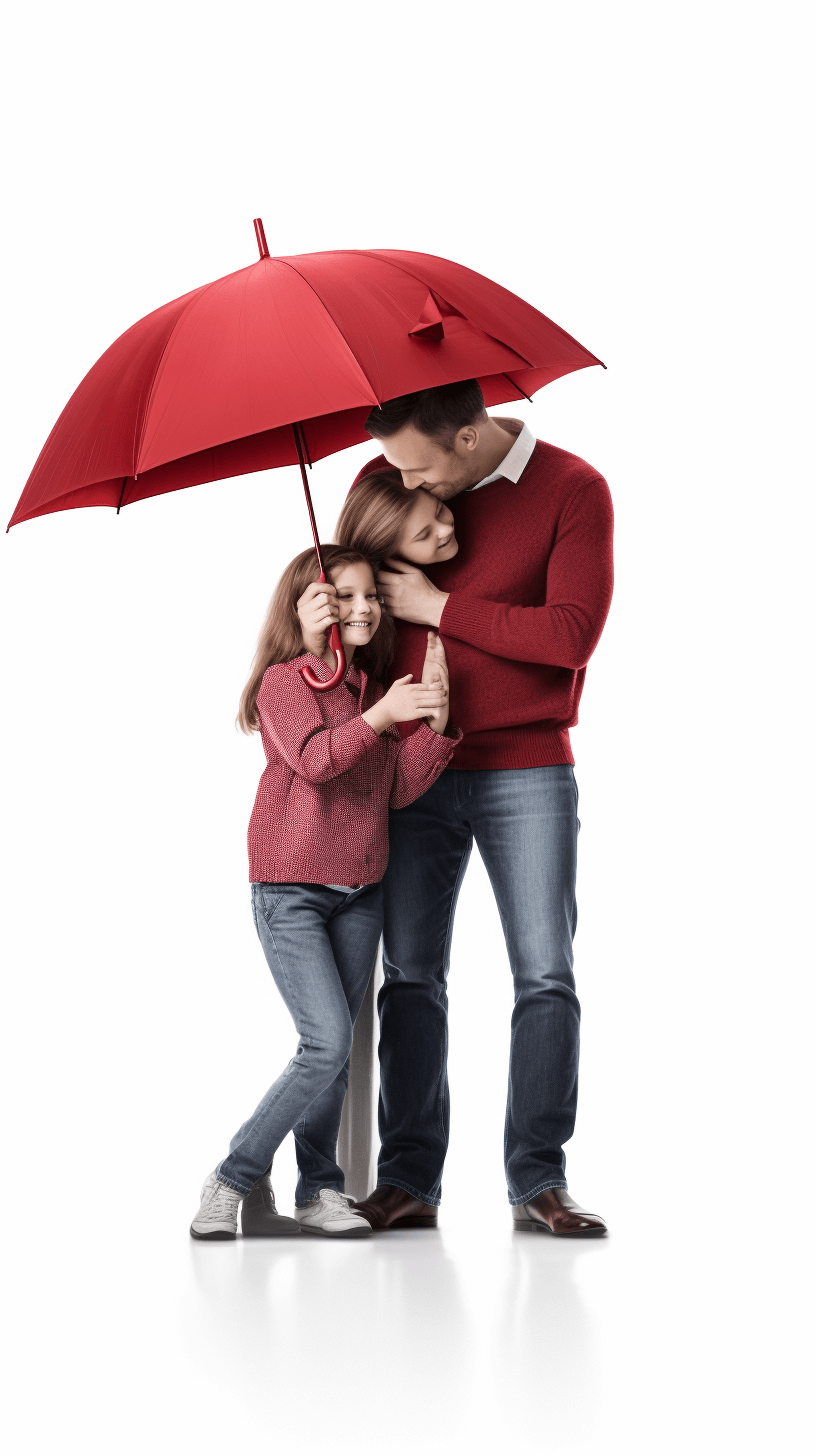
<box><xmin>366</xmin><ymin>592</ymin><xmax>378</xmax><ymax>599</ymax></box>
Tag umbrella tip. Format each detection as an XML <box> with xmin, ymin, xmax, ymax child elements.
<box><xmin>253</xmin><ymin>218</ymin><xmax>270</xmax><ymax>260</ymax></box>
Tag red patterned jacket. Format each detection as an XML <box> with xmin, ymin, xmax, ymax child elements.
<box><xmin>247</xmin><ymin>654</ymin><xmax>460</xmax><ymax>885</ymax></box>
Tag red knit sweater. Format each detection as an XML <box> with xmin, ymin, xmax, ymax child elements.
<box><xmin>352</xmin><ymin>440</ymin><xmax>614</xmax><ymax>770</ymax></box>
<box><xmin>247</xmin><ymin>655</ymin><xmax>460</xmax><ymax>884</ymax></box>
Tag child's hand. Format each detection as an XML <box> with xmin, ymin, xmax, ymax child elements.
<box><xmin>297</xmin><ymin>580</ymin><xmax>339</xmax><ymax>657</ymax></box>
<box><xmin>421</xmin><ymin>632</ymin><xmax>450</xmax><ymax>735</ymax></box>
<box><xmin>362</xmin><ymin>674</ymin><xmax>448</xmax><ymax>735</ymax></box>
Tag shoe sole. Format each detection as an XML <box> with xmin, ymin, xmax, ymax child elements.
<box><xmin>297</xmin><ymin>1224</ymin><xmax>372</xmax><ymax>1238</ymax></box>
<box><xmin>189</xmin><ymin>1226</ymin><xmax>236</xmax><ymax>1240</ymax></box>
<box><xmin>356</xmin><ymin>1213</ymin><xmax>438</xmax><ymax>1229</ymax></box>
<box><xmin>242</xmin><ymin>1224</ymin><xmax>301</xmax><ymax>1238</ymax></box>
<box><xmin>513</xmin><ymin>1219</ymin><xmax>606</xmax><ymax>1237</ymax></box>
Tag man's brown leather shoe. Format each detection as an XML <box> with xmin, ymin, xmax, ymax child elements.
<box><xmin>352</xmin><ymin>1185</ymin><xmax>438</xmax><ymax>1230</ymax></box>
<box><xmin>512</xmin><ymin>1188</ymin><xmax>607</xmax><ymax>1237</ymax></box>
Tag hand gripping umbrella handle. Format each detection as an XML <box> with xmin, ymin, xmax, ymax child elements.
<box><xmin>300</xmin><ymin>575</ymin><xmax>347</xmax><ymax>691</ymax></box>
<box><xmin>292</xmin><ymin>422</ymin><xmax>346</xmax><ymax>692</ymax></box>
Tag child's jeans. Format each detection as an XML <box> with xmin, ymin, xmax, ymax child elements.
<box><xmin>216</xmin><ymin>881</ymin><xmax>383</xmax><ymax>1203</ymax></box>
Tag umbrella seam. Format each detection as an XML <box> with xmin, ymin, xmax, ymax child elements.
<box><xmin>277</xmin><ymin>255</ymin><xmax>538</xmax><ymax>397</ymax></box>
<box><xmin>274</xmin><ymin>258</ymin><xmax>383</xmax><ymax>406</ymax></box>
<box><xmin>321</xmin><ymin>251</ymin><xmax>536</xmax><ymax>370</ymax></box>
<box><xmin>139</xmin><ymin>263</ymin><xmax>379</xmax><ymax>471</ymax></box>
<box><xmin>257</xmin><ymin>262</ymin><xmax>377</xmax><ymax>412</ymax></box>
<box><xmin>134</xmin><ymin>269</ymin><xmax>255</xmax><ymax>471</ymax></box>
<box><xmin>341</xmin><ymin>250</ymin><xmax>606</xmax><ymax>371</ymax></box>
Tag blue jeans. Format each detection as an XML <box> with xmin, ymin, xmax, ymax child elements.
<box><xmin>217</xmin><ymin>881</ymin><xmax>383</xmax><ymax>1202</ymax></box>
<box><xmin>379</xmin><ymin>765</ymin><xmax>580</xmax><ymax>1206</ymax></box>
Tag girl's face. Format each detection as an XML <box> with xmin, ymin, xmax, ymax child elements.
<box><xmin>330</xmin><ymin>561</ymin><xmax>382</xmax><ymax>653</ymax></box>
<box><xmin>394</xmin><ymin>488</ymin><xmax>459</xmax><ymax>566</ymax></box>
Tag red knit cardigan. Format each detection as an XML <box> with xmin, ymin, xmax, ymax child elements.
<box><xmin>247</xmin><ymin>654</ymin><xmax>460</xmax><ymax>885</ymax></box>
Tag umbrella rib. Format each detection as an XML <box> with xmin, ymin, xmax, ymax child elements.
<box><xmin>501</xmin><ymin>373</ymin><xmax>534</xmax><ymax>404</ymax></box>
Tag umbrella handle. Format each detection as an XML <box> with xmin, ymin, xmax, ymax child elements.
<box><xmin>300</xmin><ymin>596</ymin><xmax>347</xmax><ymax>692</ymax></box>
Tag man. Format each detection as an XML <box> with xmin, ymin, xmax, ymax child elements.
<box><xmin>355</xmin><ymin>379</ymin><xmax>613</xmax><ymax>1235</ymax></box>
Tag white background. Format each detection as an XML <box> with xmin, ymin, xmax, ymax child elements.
<box><xmin>2</xmin><ymin>2</ymin><xmax>813</xmax><ymax>1452</ymax></box>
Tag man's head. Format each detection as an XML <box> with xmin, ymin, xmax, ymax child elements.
<box><xmin>365</xmin><ymin>380</ymin><xmax>490</xmax><ymax>500</ymax></box>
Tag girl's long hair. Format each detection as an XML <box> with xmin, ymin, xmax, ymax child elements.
<box><xmin>238</xmin><ymin>545</ymin><xmax>395</xmax><ymax>734</ymax></box>
<box><xmin>334</xmin><ymin>469</ymin><xmax>419</xmax><ymax>561</ymax></box>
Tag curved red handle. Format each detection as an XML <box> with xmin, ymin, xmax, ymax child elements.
<box><xmin>299</xmin><ymin>622</ymin><xmax>346</xmax><ymax>692</ymax></box>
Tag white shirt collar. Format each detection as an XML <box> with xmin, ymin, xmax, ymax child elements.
<box><xmin>470</xmin><ymin>421</ymin><xmax>536</xmax><ymax>491</ymax></box>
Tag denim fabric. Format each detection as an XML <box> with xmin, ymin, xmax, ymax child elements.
<box><xmin>379</xmin><ymin>766</ymin><xmax>580</xmax><ymax>1206</ymax></box>
<box><xmin>217</xmin><ymin>881</ymin><xmax>383</xmax><ymax>1202</ymax></box>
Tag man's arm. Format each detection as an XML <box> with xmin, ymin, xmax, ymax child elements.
<box><xmin>379</xmin><ymin>477</ymin><xmax>614</xmax><ymax>671</ymax></box>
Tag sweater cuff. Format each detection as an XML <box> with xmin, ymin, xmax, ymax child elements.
<box><xmin>413</xmin><ymin>719</ymin><xmax>463</xmax><ymax>754</ymax></box>
<box><xmin>440</xmin><ymin>592</ymin><xmax>499</xmax><ymax>651</ymax></box>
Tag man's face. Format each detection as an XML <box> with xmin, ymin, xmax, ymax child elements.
<box><xmin>378</xmin><ymin>422</ymin><xmax>482</xmax><ymax>500</ymax></box>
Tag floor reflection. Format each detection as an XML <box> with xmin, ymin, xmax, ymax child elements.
<box><xmin>489</xmin><ymin>1236</ymin><xmax>604</xmax><ymax>1433</ymax></box>
<box><xmin>186</xmin><ymin>1223</ymin><xmax>603</xmax><ymax>1440</ymax></box>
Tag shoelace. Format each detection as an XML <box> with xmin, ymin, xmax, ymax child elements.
<box><xmin>204</xmin><ymin>1179</ymin><xmax>241</xmax><ymax>1218</ymax></box>
<box><xmin>319</xmin><ymin>1189</ymin><xmax>354</xmax><ymax>1212</ymax></box>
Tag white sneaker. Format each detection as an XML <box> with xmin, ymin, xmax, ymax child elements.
<box><xmin>295</xmin><ymin>1189</ymin><xmax>372</xmax><ymax>1238</ymax></box>
<box><xmin>190</xmin><ymin>1170</ymin><xmax>242</xmax><ymax>1240</ymax></box>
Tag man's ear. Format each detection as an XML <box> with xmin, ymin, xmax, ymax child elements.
<box><xmin>456</xmin><ymin>425</ymin><xmax>480</xmax><ymax>453</ymax></box>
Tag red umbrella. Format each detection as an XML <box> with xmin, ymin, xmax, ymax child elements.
<box><xmin>9</xmin><ymin>219</ymin><xmax>604</xmax><ymax>687</ymax></box>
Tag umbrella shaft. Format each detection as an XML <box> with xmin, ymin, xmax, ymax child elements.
<box><xmin>293</xmin><ymin>422</ymin><xmax>324</xmax><ymax>577</ymax></box>
<box><xmin>291</xmin><ymin>419</ymin><xmax>347</xmax><ymax>691</ymax></box>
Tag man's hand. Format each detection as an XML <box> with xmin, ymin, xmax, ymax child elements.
<box><xmin>377</xmin><ymin>559</ymin><xmax>449</xmax><ymax>627</ymax></box>
<box><xmin>296</xmin><ymin>579</ymin><xmax>339</xmax><ymax>658</ymax></box>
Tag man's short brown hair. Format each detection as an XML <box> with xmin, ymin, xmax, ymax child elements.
<box><xmin>365</xmin><ymin>380</ymin><xmax>486</xmax><ymax>449</ymax></box>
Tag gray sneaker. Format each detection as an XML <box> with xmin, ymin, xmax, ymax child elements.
<box><xmin>294</xmin><ymin>1188</ymin><xmax>372</xmax><ymax>1238</ymax></box>
<box><xmin>190</xmin><ymin>1171</ymin><xmax>242</xmax><ymax>1240</ymax></box>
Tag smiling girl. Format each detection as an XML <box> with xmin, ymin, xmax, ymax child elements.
<box><xmin>190</xmin><ymin>545</ymin><xmax>459</xmax><ymax>1241</ymax></box>
<box><xmin>295</xmin><ymin>471</ymin><xmax>458</xmax><ymax>657</ymax></box>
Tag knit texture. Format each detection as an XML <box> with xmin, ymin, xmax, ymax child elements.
<box><xmin>352</xmin><ymin>439</ymin><xmax>614</xmax><ymax>770</ymax></box>
<box><xmin>247</xmin><ymin>655</ymin><xmax>460</xmax><ymax>884</ymax></box>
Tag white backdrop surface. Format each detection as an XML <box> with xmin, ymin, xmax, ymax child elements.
<box><xmin>1</xmin><ymin>2</ymin><xmax>812</xmax><ymax>1452</ymax></box>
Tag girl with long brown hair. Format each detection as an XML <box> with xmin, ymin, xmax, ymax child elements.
<box><xmin>191</xmin><ymin>543</ymin><xmax>459</xmax><ymax>1241</ymax></box>
<box><xmin>334</xmin><ymin>469</ymin><xmax>460</xmax><ymax>569</ymax></box>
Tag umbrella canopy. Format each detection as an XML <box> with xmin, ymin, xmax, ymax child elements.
<box><xmin>8</xmin><ymin>226</ymin><xmax>604</xmax><ymax>530</ymax></box>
